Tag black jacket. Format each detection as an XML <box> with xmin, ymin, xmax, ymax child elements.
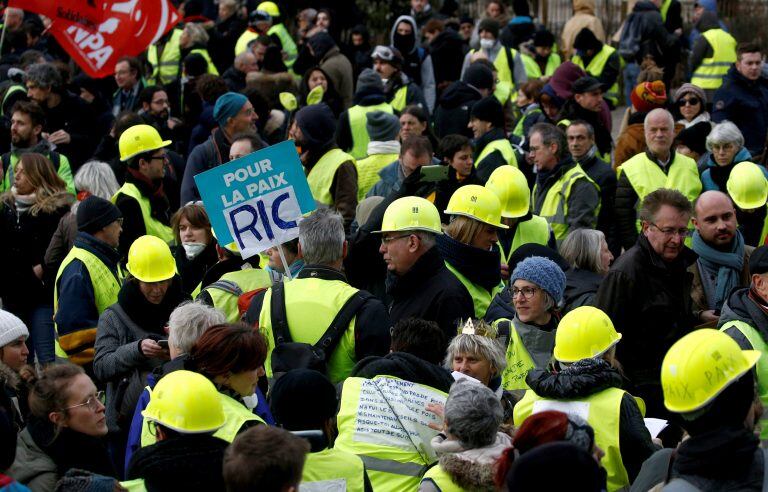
<box><xmin>579</xmin><ymin>151</ymin><xmax>619</xmax><ymax>256</ymax></box>
<box><xmin>209</xmin><ymin>13</ymin><xmax>247</xmax><ymax>73</ymax></box>
<box><xmin>385</xmin><ymin>246</ymin><xmax>475</xmax><ymax>341</ymax></box>
<box><xmin>526</xmin><ymin>358</ymin><xmax>657</xmax><ymax>482</ymax></box>
<box><xmin>114</xmin><ymin>171</ymin><xmax>172</xmax><ymax>261</ymax></box>
<box><xmin>621</xmin><ymin>1</ymin><xmax>678</xmax><ymax>66</ymax></box>
<box><xmin>594</xmin><ymin>235</ymin><xmax>697</xmax><ymax>388</ymax></box>
<box><xmin>433</xmin><ymin>80</ymin><xmax>482</xmax><ymax>139</ymax></box>
<box><xmin>532</xmin><ymin>156</ymin><xmax>600</xmax><ymax>232</ymax></box>
<box><xmin>557</xmin><ymin>102</ymin><xmax>612</xmax><ymax>157</ymax></box>
<box><xmin>427</xmin><ymin>29</ymin><xmax>465</xmax><ymax>95</ymax></box>
<box><xmin>222</xmin><ymin>66</ymin><xmax>247</xmax><ymax>93</ymax></box>
<box><xmin>41</xmin><ymin>91</ymin><xmax>101</xmax><ymax>172</ymax></box>
<box><xmin>713</xmin><ymin>66</ymin><xmax>768</xmax><ymax>157</ymax></box>
<box><xmin>484</xmin><ymin>283</ymin><xmax>516</xmax><ymax>323</ymax></box>
<box><xmin>719</xmin><ymin>287</ymin><xmax>768</xmax><ymax>350</ymax></box>
<box><xmin>174</xmin><ymin>242</ymin><xmax>219</xmax><ymax>296</ymax></box>
<box><xmin>563</xmin><ymin>267</ymin><xmax>603</xmax><ymax>314</ymax></box>
<box><xmin>473</xmin><ymin>127</ymin><xmax>513</xmax><ymax>183</ymax></box>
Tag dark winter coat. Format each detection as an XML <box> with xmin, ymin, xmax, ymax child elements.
<box><xmin>174</xmin><ymin>241</ymin><xmax>219</xmax><ymax>296</ymax></box>
<box><xmin>579</xmin><ymin>152</ymin><xmax>618</xmax><ymax>255</ymax></box>
<box><xmin>531</xmin><ymin>156</ymin><xmax>600</xmax><ymax>233</ymax></box>
<box><xmin>114</xmin><ymin>171</ymin><xmax>172</xmax><ymax>261</ymax></box>
<box><xmin>712</xmin><ymin>66</ymin><xmax>768</xmax><ymax>157</ymax></box>
<box><xmin>433</xmin><ymin>81</ymin><xmax>483</xmax><ymax>139</ymax></box>
<box><xmin>41</xmin><ymin>91</ymin><xmax>101</xmax><ymax>172</ymax></box>
<box><xmin>563</xmin><ymin>267</ymin><xmax>603</xmax><ymax>314</ymax></box>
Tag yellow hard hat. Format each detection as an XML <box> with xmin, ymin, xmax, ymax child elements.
<box><xmin>257</xmin><ymin>1</ymin><xmax>280</xmax><ymax>16</ymax></box>
<box><xmin>127</xmin><ymin>235</ymin><xmax>176</xmax><ymax>282</ymax></box>
<box><xmin>142</xmin><ymin>370</ymin><xmax>225</xmax><ymax>434</ymax></box>
<box><xmin>485</xmin><ymin>166</ymin><xmax>531</xmax><ymax>218</ymax></box>
<box><xmin>445</xmin><ymin>185</ymin><xmax>508</xmax><ymax>229</ymax></box>
<box><xmin>727</xmin><ymin>161</ymin><xmax>768</xmax><ymax>210</ymax></box>
<box><xmin>662</xmin><ymin>329</ymin><xmax>760</xmax><ymax>413</ymax></box>
<box><xmin>553</xmin><ymin>306</ymin><xmax>622</xmax><ymax>363</ymax></box>
<box><xmin>374</xmin><ymin>196</ymin><xmax>443</xmax><ymax>234</ymax></box>
<box><xmin>119</xmin><ymin>124</ymin><xmax>172</xmax><ymax>162</ymax></box>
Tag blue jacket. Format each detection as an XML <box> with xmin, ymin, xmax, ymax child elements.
<box><xmin>700</xmin><ymin>147</ymin><xmax>766</xmax><ymax>192</ymax></box>
<box><xmin>712</xmin><ymin>67</ymin><xmax>768</xmax><ymax>157</ymax></box>
<box><xmin>365</xmin><ymin>159</ymin><xmax>402</xmax><ymax>199</ymax></box>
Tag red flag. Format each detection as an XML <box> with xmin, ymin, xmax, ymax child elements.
<box><xmin>41</xmin><ymin>0</ymin><xmax>181</xmax><ymax>78</ymax></box>
<box><xmin>9</xmin><ymin>0</ymin><xmax>105</xmax><ymax>31</ymax></box>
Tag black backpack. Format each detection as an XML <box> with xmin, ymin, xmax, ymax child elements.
<box><xmin>269</xmin><ymin>282</ymin><xmax>372</xmax><ymax>380</ymax></box>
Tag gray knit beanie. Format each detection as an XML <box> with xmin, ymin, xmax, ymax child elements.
<box><xmin>509</xmin><ymin>256</ymin><xmax>566</xmax><ymax>304</ymax></box>
<box><xmin>366</xmin><ymin>111</ymin><xmax>401</xmax><ymax>142</ymax></box>
<box><xmin>356</xmin><ymin>68</ymin><xmax>384</xmax><ymax>95</ymax></box>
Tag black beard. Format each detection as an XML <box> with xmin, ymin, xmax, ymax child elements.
<box><xmin>11</xmin><ymin>136</ymin><xmax>31</xmax><ymax>148</ymax></box>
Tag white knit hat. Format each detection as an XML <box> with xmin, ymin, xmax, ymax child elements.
<box><xmin>0</xmin><ymin>309</ymin><xmax>29</xmax><ymax>348</ymax></box>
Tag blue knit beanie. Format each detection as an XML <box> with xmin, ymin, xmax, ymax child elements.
<box><xmin>213</xmin><ymin>92</ymin><xmax>248</xmax><ymax>128</ymax></box>
<box><xmin>510</xmin><ymin>256</ymin><xmax>566</xmax><ymax>304</ymax></box>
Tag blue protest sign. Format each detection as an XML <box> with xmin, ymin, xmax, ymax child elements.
<box><xmin>194</xmin><ymin>140</ymin><xmax>315</xmax><ymax>259</ymax></box>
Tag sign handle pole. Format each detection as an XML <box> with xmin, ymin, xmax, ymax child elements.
<box><xmin>0</xmin><ymin>8</ymin><xmax>9</xmax><ymax>57</ymax></box>
<box><xmin>276</xmin><ymin>243</ymin><xmax>293</xmax><ymax>281</ymax></box>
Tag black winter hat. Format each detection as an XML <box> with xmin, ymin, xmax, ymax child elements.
<box><xmin>478</xmin><ymin>18</ymin><xmax>500</xmax><ymax>39</ymax></box>
<box><xmin>295</xmin><ymin>103</ymin><xmax>337</xmax><ymax>148</ymax></box>
<box><xmin>269</xmin><ymin>369</ymin><xmax>337</xmax><ymax>430</ymax></box>
<box><xmin>572</xmin><ymin>76</ymin><xmax>603</xmax><ymax>94</ymax></box>
<box><xmin>470</xmin><ymin>95</ymin><xmax>505</xmax><ymax>128</ymax></box>
<box><xmin>533</xmin><ymin>30</ymin><xmax>555</xmax><ymax>47</ymax></box>
<box><xmin>573</xmin><ymin>27</ymin><xmax>601</xmax><ymax>52</ymax></box>
<box><xmin>674</xmin><ymin>121</ymin><xmax>711</xmax><ymax>157</ymax></box>
<box><xmin>463</xmin><ymin>63</ymin><xmax>494</xmax><ymax>91</ymax></box>
<box><xmin>77</xmin><ymin>196</ymin><xmax>122</xmax><ymax>234</ymax></box>
<box><xmin>750</xmin><ymin>245</ymin><xmax>768</xmax><ymax>276</ymax></box>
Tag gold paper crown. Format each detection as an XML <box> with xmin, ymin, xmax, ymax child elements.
<box><xmin>458</xmin><ymin>318</ymin><xmax>498</xmax><ymax>338</ymax></box>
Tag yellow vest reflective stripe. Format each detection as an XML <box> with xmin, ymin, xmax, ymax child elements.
<box><xmin>391</xmin><ymin>85</ymin><xmax>409</xmax><ymax>112</ymax></box>
<box><xmin>421</xmin><ymin>464</ymin><xmax>465</xmax><ymax>492</ymax></box>
<box><xmin>445</xmin><ymin>261</ymin><xmax>503</xmax><ymax>319</ymax></box>
<box><xmin>302</xmin><ymin>448</ymin><xmax>366</xmax><ymax>492</ymax></box>
<box><xmin>54</xmin><ymin>246</ymin><xmax>122</xmax><ymax>362</ymax></box>
<box><xmin>572</xmin><ymin>45</ymin><xmax>621</xmax><ymax>106</ymax></box>
<box><xmin>112</xmin><ymin>182</ymin><xmax>174</xmax><ymax>243</ymax></box>
<box><xmin>1</xmin><ymin>85</ymin><xmax>25</xmax><ymax>116</ymax></box>
<box><xmin>356</xmin><ymin>153</ymin><xmax>399</xmax><ymax>200</ymax></box>
<box><xmin>660</xmin><ymin>0</ymin><xmax>672</xmax><ymax>21</ymax></box>
<box><xmin>147</xmin><ymin>29</ymin><xmax>182</xmax><ymax>86</ymax></box>
<box><xmin>1</xmin><ymin>151</ymin><xmax>75</xmax><ymax>195</ymax></box>
<box><xmin>234</xmin><ymin>30</ymin><xmax>258</xmax><ymax>56</ymax></box>
<box><xmin>721</xmin><ymin>320</ymin><xmax>768</xmax><ymax>440</ymax></box>
<box><xmin>512</xmin><ymin>106</ymin><xmax>543</xmax><ymax>137</ymax></box>
<box><xmin>259</xmin><ymin>277</ymin><xmax>359</xmax><ymax>384</ymax></box>
<box><xmin>201</xmin><ymin>268</ymin><xmax>275</xmax><ymax>323</ymax></box>
<box><xmin>334</xmin><ymin>376</ymin><xmax>447</xmax><ymax>492</ymax></box>
<box><xmin>521</xmin><ymin>53</ymin><xmax>561</xmax><ymax>79</ymax></box>
<box><xmin>306</xmin><ymin>148</ymin><xmax>355</xmax><ymax>206</ymax></box>
<box><xmin>476</xmin><ymin>139</ymin><xmax>518</xmax><ymax>169</ymax></box>
<box><xmin>619</xmin><ymin>153</ymin><xmax>702</xmax><ymax>232</ymax></box>
<box><xmin>268</xmin><ymin>24</ymin><xmax>297</xmax><ymax>67</ymax></box>
<box><xmin>188</xmin><ymin>48</ymin><xmax>219</xmax><ymax>76</ymax></box>
<box><xmin>348</xmin><ymin>102</ymin><xmax>394</xmax><ymax>159</ymax></box>
<box><xmin>494</xmin><ymin>318</ymin><xmax>536</xmax><ymax>391</ymax></box>
<box><xmin>499</xmin><ymin>215</ymin><xmax>551</xmax><ymax>263</ymax></box>
<box><xmin>514</xmin><ymin>387</ymin><xmax>628</xmax><ymax>491</ymax></box>
<box><xmin>120</xmin><ymin>479</ymin><xmax>147</xmax><ymax>491</ymax></box>
<box><xmin>691</xmin><ymin>29</ymin><xmax>737</xmax><ymax>89</ymax></box>
<box><xmin>533</xmin><ymin>163</ymin><xmax>598</xmax><ymax>241</ymax></box>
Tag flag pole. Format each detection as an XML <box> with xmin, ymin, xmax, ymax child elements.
<box><xmin>276</xmin><ymin>243</ymin><xmax>293</xmax><ymax>281</ymax></box>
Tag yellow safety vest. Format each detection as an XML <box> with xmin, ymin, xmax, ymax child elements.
<box><xmin>234</xmin><ymin>29</ymin><xmax>258</xmax><ymax>56</ymax></box>
<box><xmin>514</xmin><ymin>387</ymin><xmax>629</xmax><ymax>492</ymax></box>
<box><xmin>512</xmin><ymin>106</ymin><xmax>542</xmax><ymax>138</ymax></box>
<box><xmin>334</xmin><ymin>376</ymin><xmax>447</xmax><ymax>492</ymax></box>
<box><xmin>356</xmin><ymin>153</ymin><xmax>399</xmax><ymax>201</ymax></box>
<box><xmin>188</xmin><ymin>48</ymin><xmax>219</xmax><ymax>76</ymax></box>
<box><xmin>199</xmin><ymin>268</ymin><xmax>276</xmax><ymax>323</ymax></box>
<box><xmin>494</xmin><ymin>79</ymin><xmax>512</xmax><ymax>105</ymax></box>
<box><xmin>499</xmin><ymin>215</ymin><xmax>552</xmax><ymax>264</ymax></box>
<box><xmin>112</xmin><ymin>182</ymin><xmax>174</xmax><ymax>243</ymax></box>
<box><xmin>258</xmin><ymin>277</ymin><xmax>360</xmax><ymax>384</ymax></box>
<box><xmin>521</xmin><ymin>52</ymin><xmax>562</xmax><ymax>79</ymax></box>
<box><xmin>302</xmin><ymin>447</ymin><xmax>367</xmax><ymax>492</ymax></box>
<box><xmin>533</xmin><ymin>163</ymin><xmax>599</xmax><ymax>241</ymax></box>
<box><xmin>348</xmin><ymin>102</ymin><xmax>394</xmax><ymax>160</ymax></box>
<box><xmin>476</xmin><ymin>139</ymin><xmax>518</xmax><ymax>170</ymax></box>
<box><xmin>391</xmin><ymin>85</ymin><xmax>409</xmax><ymax>112</ymax></box>
<box><xmin>120</xmin><ymin>479</ymin><xmax>147</xmax><ymax>491</ymax></box>
<box><xmin>721</xmin><ymin>320</ymin><xmax>768</xmax><ymax>440</ymax></box>
<box><xmin>660</xmin><ymin>0</ymin><xmax>672</xmax><ymax>21</ymax></box>
<box><xmin>445</xmin><ymin>261</ymin><xmax>504</xmax><ymax>319</ymax></box>
<box><xmin>147</xmin><ymin>29</ymin><xmax>182</xmax><ymax>86</ymax></box>
<box><xmin>53</xmin><ymin>246</ymin><xmax>122</xmax><ymax>363</ymax></box>
<box><xmin>494</xmin><ymin>47</ymin><xmax>517</xmax><ymax>88</ymax></box>
<box><xmin>691</xmin><ymin>29</ymin><xmax>737</xmax><ymax>90</ymax></box>
<box><xmin>421</xmin><ymin>464</ymin><xmax>465</xmax><ymax>492</ymax></box>
<box><xmin>268</xmin><ymin>23</ymin><xmax>297</xmax><ymax>68</ymax></box>
<box><xmin>1</xmin><ymin>151</ymin><xmax>75</xmax><ymax>195</ymax></box>
<box><xmin>619</xmin><ymin>152</ymin><xmax>702</xmax><ymax>232</ymax></box>
<box><xmin>306</xmin><ymin>148</ymin><xmax>355</xmax><ymax>207</ymax></box>
<box><xmin>572</xmin><ymin>44</ymin><xmax>621</xmax><ymax>107</ymax></box>
<box><xmin>493</xmin><ymin>318</ymin><xmax>537</xmax><ymax>391</ymax></box>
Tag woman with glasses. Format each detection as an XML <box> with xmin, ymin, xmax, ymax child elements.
<box><xmin>10</xmin><ymin>364</ymin><xmax>116</xmax><ymax>491</ymax></box>
<box><xmin>0</xmin><ymin>153</ymin><xmax>73</xmax><ymax>365</ymax></box>
<box><xmin>674</xmin><ymin>84</ymin><xmax>710</xmax><ymax>129</ymax></box>
<box><xmin>487</xmin><ymin>255</ymin><xmax>566</xmax><ymax>400</ymax></box>
<box><xmin>701</xmin><ymin>121</ymin><xmax>765</xmax><ymax>193</ymax></box>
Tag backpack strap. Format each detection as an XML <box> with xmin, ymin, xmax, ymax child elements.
<box><xmin>1</xmin><ymin>153</ymin><xmax>9</xmax><ymax>177</ymax></box>
<box><xmin>313</xmin><ymin>290</ymin><xmax>373</xmax><ymax>362</ymax></box>
<box><xmin>505</xmin><ymin>46</ymin><xmax>515</xmax><ymax>82</ymax></box>
<box><xmin>50</xmin><ymin>151</ymin><xmax>60</xmax><ymax>170</ymax></box>
<box><xmin>207</xmin><ymin>279</ymin><xmax>243</xmax><ymax>297</ymax></box>
<box><xmin>270</xmin><ymin>282</ymin><xmax>292</xmax><ymax>344</ymax></box>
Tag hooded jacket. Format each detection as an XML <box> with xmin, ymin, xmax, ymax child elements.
<box><xmin>427</xmin><ymin>28</ymin><xmax>465</xmax><ymax>93</ymax></box>
<box><xmin>526</xmin><ymin>358</ymin><xmax>658</xmax><ymax>482</ymax></box>
<box><xmin>352</xmin><ymin>351</ymin><xmax>454</xmax><ymax>393</ymax></box>
<box><xmin>390</xmin><ymin>15</ymin><xmax>436</xmax><ymax>111</ymax></box>
<box><xmin>433</xmin><ymin>81</ymin><xmax>483</xmax><ymax>139</ymax></box>
<box><xmin>560</xmin><ymin>0</ymin><xmax>606</xmax><ymax>58</ymax></box>
<box><xmin>719</xmin><ymin>287</ymin><xmax>768</xmax><ymax>351</ymax></box>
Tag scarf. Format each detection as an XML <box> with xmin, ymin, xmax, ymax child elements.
<box><xmin>367</xmin><ymin>140</ymin><xmax>401</xmax><ymax>156</ymax></box>
<box><xmin>574</xmin><ymin>144</ymin><xmax>598</xmax><ymax>166</ymax></box>
<box><xmin>26</xmin><ymin>415</ymin><xmax>116</xmax><ymax>478</ymax></box>
<box><xmin>10</xmin><ymin>139</ymin><xmax>52</xmax><ymax>156</ymax></box>
<box><xmin>436</xmin><ymin>233</ymin><xmax>501</xmax><ymax>291</ymax></box>
<box><xmin>125</xmin><ymin>168</ymin><xmax>171</xmax><ymax>226</ymax></box>
<box><xmin>691</xmin><ymin>230</ymin><xmax>744</xmax><ymax>310</ymax></box>
<box><xmin>13</xmin><ymin>190</ymin><xmax>36</xmax><ymax>214</ymax></box>
<box><xmin>675</xmin><ymin>426</ymin><xmax>759</xmax><ymax>480</ymax></box>
<box><xmin>117</xmin><ymin>277</ymin><xmax>189</xmax><ymax>334</ymax></box>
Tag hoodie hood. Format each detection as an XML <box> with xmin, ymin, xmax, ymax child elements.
<box><xmin>390</xmin><ymin>15</ymin><xmax>419</xmax><ymax>54</ymax></box>
<box><xmin>573</xmin><ymin>0</ymin><xmax>596</xmax><ymax>14</ymax></box>
<box><xmin>352</xmin><ymin>352</ymin><xmax>454</xmax><ymax>393</ymax></box>
<box><xmin>526</xmin><ymin>358</ymin><xmax>624</xmax><ymax>400</ymax></box>
<box><xmin>696</xmin><ymin>10</ymin><xmax>721</xmax><ymax>32</ymax></box>
<box><xmin>633</xmin><ymin>0</ymin><xmax>660</xmax><ymax>13</ymax></box>
<box><xmin>720</xmin><ymin>287</ymin><xmax>768</xmax><ymax>340</ymax></box>
<box><xmin>438</xmin><ymin>80</ymin><xmax>482</xmax><ymax>109</ymax></box>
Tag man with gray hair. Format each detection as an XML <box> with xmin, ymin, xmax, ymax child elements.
<box><xmin>529</xmin><ymin>122</ymin><xmax>600</xmax><ymax>242</ymax></box>
<box><xmin>25</xmin><ymin>62</ymin><xmax>97</xmax><ymax>170</ymax></box>
<box><xmin>222</xmin><ymin>51</ymin><xmax>258</xmax><ymax>92</ymax></box>
<box><xmin>616</xmin><ymin>108</ymin><xmax>703</xmax><ymax>250</ymax></box>
<box><xmin>245</xmin><ymin>208</ymin><xmax>390</xmax><ymax>384</ymax></box>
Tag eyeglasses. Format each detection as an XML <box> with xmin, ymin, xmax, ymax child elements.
<box><xmin>711</xmin><ymin>143</ymin><xmax>735</xmax><ymax>152</ymax></box>
<box><xmin>62</xmin><ymin>391</ymin><xmax>105</xmax><ymax>412</ymax></box>
<box><xmin>678</xmin><ymin>97</ymin><xmax>701</xmax><ymax>106</ymax></box>
<box><xmin>381</xmin><ymin>234</ymin><xmax>412</xmax><ymax>245</ymax></box>
<box><xmin>512</xmin><ymin>286</ymin><xmax>539</xmax><ymax>299</ymax></box>
<box><xmin>150</xmin><ymin>154</ymin><xmax>168</xmax><ymax>162</ymax></box>
<box><xmin>649</xmin><ymin>222</ymin><xmax>691</xmax><ymax>238</ymax></box>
